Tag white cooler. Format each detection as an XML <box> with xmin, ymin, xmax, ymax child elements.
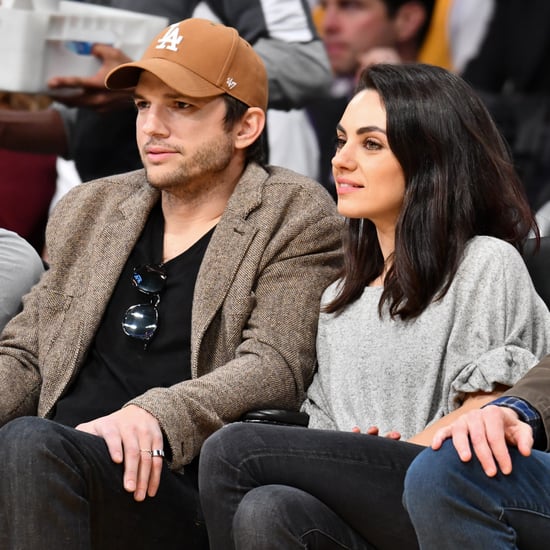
<box><xmin>0</xmin><ymin>0</ymin><xmax>168</xmax><ymax>92</ymax></box>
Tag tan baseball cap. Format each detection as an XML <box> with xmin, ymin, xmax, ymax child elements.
<box><xmin>105</xmin><ymin>18</ymin><xmax>268</xmax><ymax>111</ymax></box>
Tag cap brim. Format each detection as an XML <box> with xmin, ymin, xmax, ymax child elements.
<box><xmin>105</xmin><ymin>58</ymin><xmax>224</xmax><ymax>98</ymax></box>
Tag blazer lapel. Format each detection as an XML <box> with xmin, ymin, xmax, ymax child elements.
<box><xmin>190</xmin><ymin>163</ymin><xmax>267</xmax><ymax>370</ymax></box>
<box><xmin>80</xmin><ymin>180</ymin><xmax>160</xmax><ymax>340</ymax></box>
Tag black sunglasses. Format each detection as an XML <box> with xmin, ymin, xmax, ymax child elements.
<box><xmin>121</xmin><ymin>264</ymin><xmax>167</xmax><ymax>348</ymax></box>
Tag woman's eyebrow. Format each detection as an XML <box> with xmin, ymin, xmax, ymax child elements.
<box><xmin>336</xmin><ymin>124</ymin><xmax>387</xmax><ymax>135</ymax></box>
<box><xmin>356</xmin><ymin>125</ymin><xmax>386</xmax><ymax>135</ymax></box>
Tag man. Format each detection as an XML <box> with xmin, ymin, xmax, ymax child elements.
<box><xmin>308</xmin><ymin>0</ymin><xmax>435</xmax><ymax>195</ymax></box>
<box><xmin>0</xmin><ymin>19</ymin><xmax>342</xmax><ymax>549</ymax></box>
<box><xmin>320</xmin><ymin>0</ymin><xmax>433</xmax><ymax>77</ymax></box>
<box><xmin>404</xmin><ymin>354</ymin><xmax>550</xmax><ymax>547</ymax></box>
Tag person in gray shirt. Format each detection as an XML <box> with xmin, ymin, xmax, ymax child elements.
<box><xmin>0</xmin><ymin>228</ymin><xmax>43</xmax><ymax>332</ymax></box>
<box><xmin>198</xmin><ymin>63</ymin><xmax>550</xmax><ymax>550</ymax></box>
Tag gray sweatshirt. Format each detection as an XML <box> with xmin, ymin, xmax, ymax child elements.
<box><xmin>303</xmin><ymin>236</ymin><xmax>550</xmax><ymax>439</ymax></box>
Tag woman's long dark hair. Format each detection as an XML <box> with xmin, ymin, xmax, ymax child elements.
<box><xmin>325</xmin><ymin>63</ymin><xmax>538</xmax><ymax>319</ymax></box>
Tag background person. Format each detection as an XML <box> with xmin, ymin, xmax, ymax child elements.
<box><xmin>307</xmin><ymin>0</ymin><xmax>435</xmax><ymax>197</ymax></box>
<box><xmin>0</xmin><ymin>92</ymin><xmax>57</xmax><ymax>256</ymax></box>
<box><xmin>459</xmin><ymin>0</ymin><xmax>550</xmax><ymax>213</ymax></box>
<box><xmin>417</xmin><ymin>0</ymin><xmax>495</xmax><ymax>73</ymax></box>
<box><xmin>0</xmin><ymin>0</ymin><xmax>331</xmax><ymax>182</ymax></box>
<box><xmin>0</xmin><ymin>228</ymin><xmax>44</xmax><ymax>332</ymax></box>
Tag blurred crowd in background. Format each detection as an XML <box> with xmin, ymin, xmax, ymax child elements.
<box><xmin>0</xmin><ymin>0</ymin><xmax>549</xmax><ymax>259</ymax></box>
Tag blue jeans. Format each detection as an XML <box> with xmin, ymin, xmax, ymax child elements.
<box><xmin>199</xmin><ymin>422</ymin><xmax>424</xmax><ymax>549</ymax></box>
<box><xmin>403</xmin><ymin>439</ymin><xmax>550</xmax><ymax>549</ymax></box>
<box><xmin>0</xmin><ymin>417</ymin><xmax>208</xmax><ymax>549</ymax></box>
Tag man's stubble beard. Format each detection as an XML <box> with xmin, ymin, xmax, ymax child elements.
<box><xmin>144</xmin><ymin>132</ymin><xmax>235</xmax><ymax>200</ymax></box>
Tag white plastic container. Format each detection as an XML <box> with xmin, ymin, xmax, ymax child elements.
<box><xmin>0</xmin><ymin>0</ymin><xmax>168</xmax><ymax>92</ymax></box>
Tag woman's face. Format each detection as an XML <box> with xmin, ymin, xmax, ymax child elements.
<box><xmin>332</xmin><ymin>89</ymin><xmax>405</xmax><ymax>231</ymax></box>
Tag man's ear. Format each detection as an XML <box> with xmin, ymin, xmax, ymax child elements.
<box><xmin>394</xmin><ymin>1</ymin><xmax>428</xmax><ymax>43</ymax></box>
<box><xmin>234</xmin><ymin>107</ymin><xmax>266</xmax><ymax>150</ymax></box>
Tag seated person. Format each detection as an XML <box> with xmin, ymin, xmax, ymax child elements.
<box><xmin>198</xmin><ymin>62</ymin><xmax>550</xmax><ymax>549</ymax></box>
<box><xmin>404</xmin><ymin>357</ymin><xmax>550</xmax><ymax>548</ymax></box>
<box><xmin>0</xmin><ymin>228</ymin><xmax>44</xmax><ymax>331</ymax></box>
<box><xmin>0</xmin><ymin>19</ymin><xmax>342</xmax><ymax>549</ymax></box>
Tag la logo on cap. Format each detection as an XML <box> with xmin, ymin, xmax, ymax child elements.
<box><xmin>156</xmin><ymin>24</ymin><xmax>183</xmax><ymax>52</ymax></box>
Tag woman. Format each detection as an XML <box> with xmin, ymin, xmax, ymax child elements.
<box><xmin>198</xmin><ymin>63</ymin><xmax>550</xmax><ymax>549</ymax></box>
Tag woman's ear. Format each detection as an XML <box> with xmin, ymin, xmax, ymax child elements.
<box><xmin>234</xmin><ymin>107</ymin><xmax>266</xmax><ymax>150</ymax></box>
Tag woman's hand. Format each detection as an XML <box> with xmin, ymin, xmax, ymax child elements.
<box><xmin>352</xmin><ymin>425</ymin><xmax>401</xmax><ymax>440</ymax></box>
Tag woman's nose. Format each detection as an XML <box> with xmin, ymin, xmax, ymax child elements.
<box><xmin>332</xmin><ymin>143</ymin><xmax>356</xmax><ymax>171</ymax></box>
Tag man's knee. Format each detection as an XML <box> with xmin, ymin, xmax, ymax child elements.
<box><xmin>1</xmin><ymin>416</ymin><xmax>50</xmax><ymax>447</ymax></box>
<box><xmin>404</xmin><ymin>441</ymin><xmax>463</xmax><ymax>512</ymax></box>
<box><xmin>0</xmin><ymin>417</ymin><xmax>66</xmax><ymax>464</ymax></box>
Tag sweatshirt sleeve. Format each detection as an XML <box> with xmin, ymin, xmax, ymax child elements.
<box><xmin>447</xmin><ymin>239</ymin><xmax>550</xmax><ymax>410</ymax></box>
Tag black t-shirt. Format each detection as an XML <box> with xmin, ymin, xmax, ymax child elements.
<box><xmin>53</xmin><ymin>203</ymin><xmax>214</xmax><ymax>427</ymax></box>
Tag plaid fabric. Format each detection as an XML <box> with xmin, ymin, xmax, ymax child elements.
<box><xmin>489</xmin><ymin>396</ymin><xmax>543</xmax><ymax>443</ymax></box>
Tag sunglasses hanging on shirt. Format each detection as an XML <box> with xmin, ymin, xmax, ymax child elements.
<box><xmin>121</xmin><ymin>263</ymin><xmax>167</xmax><ymax>349</ymax></box>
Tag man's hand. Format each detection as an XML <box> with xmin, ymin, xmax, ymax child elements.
<box><xmin>47</xmin><ymin>44</ymin><xmax>133</xmax><ymax>111</ymax></box>
<box><xmin>431</xmin><ymin>405</ymin><xmax>534</xmax><ymax>477</ymax></box>
<box><xmin>76</xmin><ymin>405</ymin><xmax>165</xmax><ymax>502</ymax></box>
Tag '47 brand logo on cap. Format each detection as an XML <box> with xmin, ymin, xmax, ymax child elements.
<box><xmin>156</xmin><ymin>24</ymin><xmax>183</xmax><ymax>52</ymax></box>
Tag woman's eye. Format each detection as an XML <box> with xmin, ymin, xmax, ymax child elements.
<box><xmin>175</xmin><ymin>101</ymin><xmax>191</xmax><ymax>109</ymax></box>
<box><xmin>134</xmin><ymin>100</ymin><xmax>148</xmax><ymax>111</ymax></box>
<box><xmin>365</xmin><ymin>138</ymin><xmax>382</xmax><ymax>150</ymax></box>
<box><xmin>335</xmin><ymin>137</ymin><xmax>346</xmax><ymax>150</ymax></box>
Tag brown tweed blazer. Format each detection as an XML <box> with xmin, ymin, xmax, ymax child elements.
<box><xmin>0</xmin><ymin>163</ymin><xmax>343</xmax><ymax>469</ymax></box>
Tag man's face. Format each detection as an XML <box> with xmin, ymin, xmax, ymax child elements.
<box><xmin>134</xmin><ymin>71</ymin><xmax>236</xmax><ymax>199</ymax></box>
<box><xmin>321</xmin><ymin>0</ymin><xmax>398</xmax><ymax>76</ymax></box>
